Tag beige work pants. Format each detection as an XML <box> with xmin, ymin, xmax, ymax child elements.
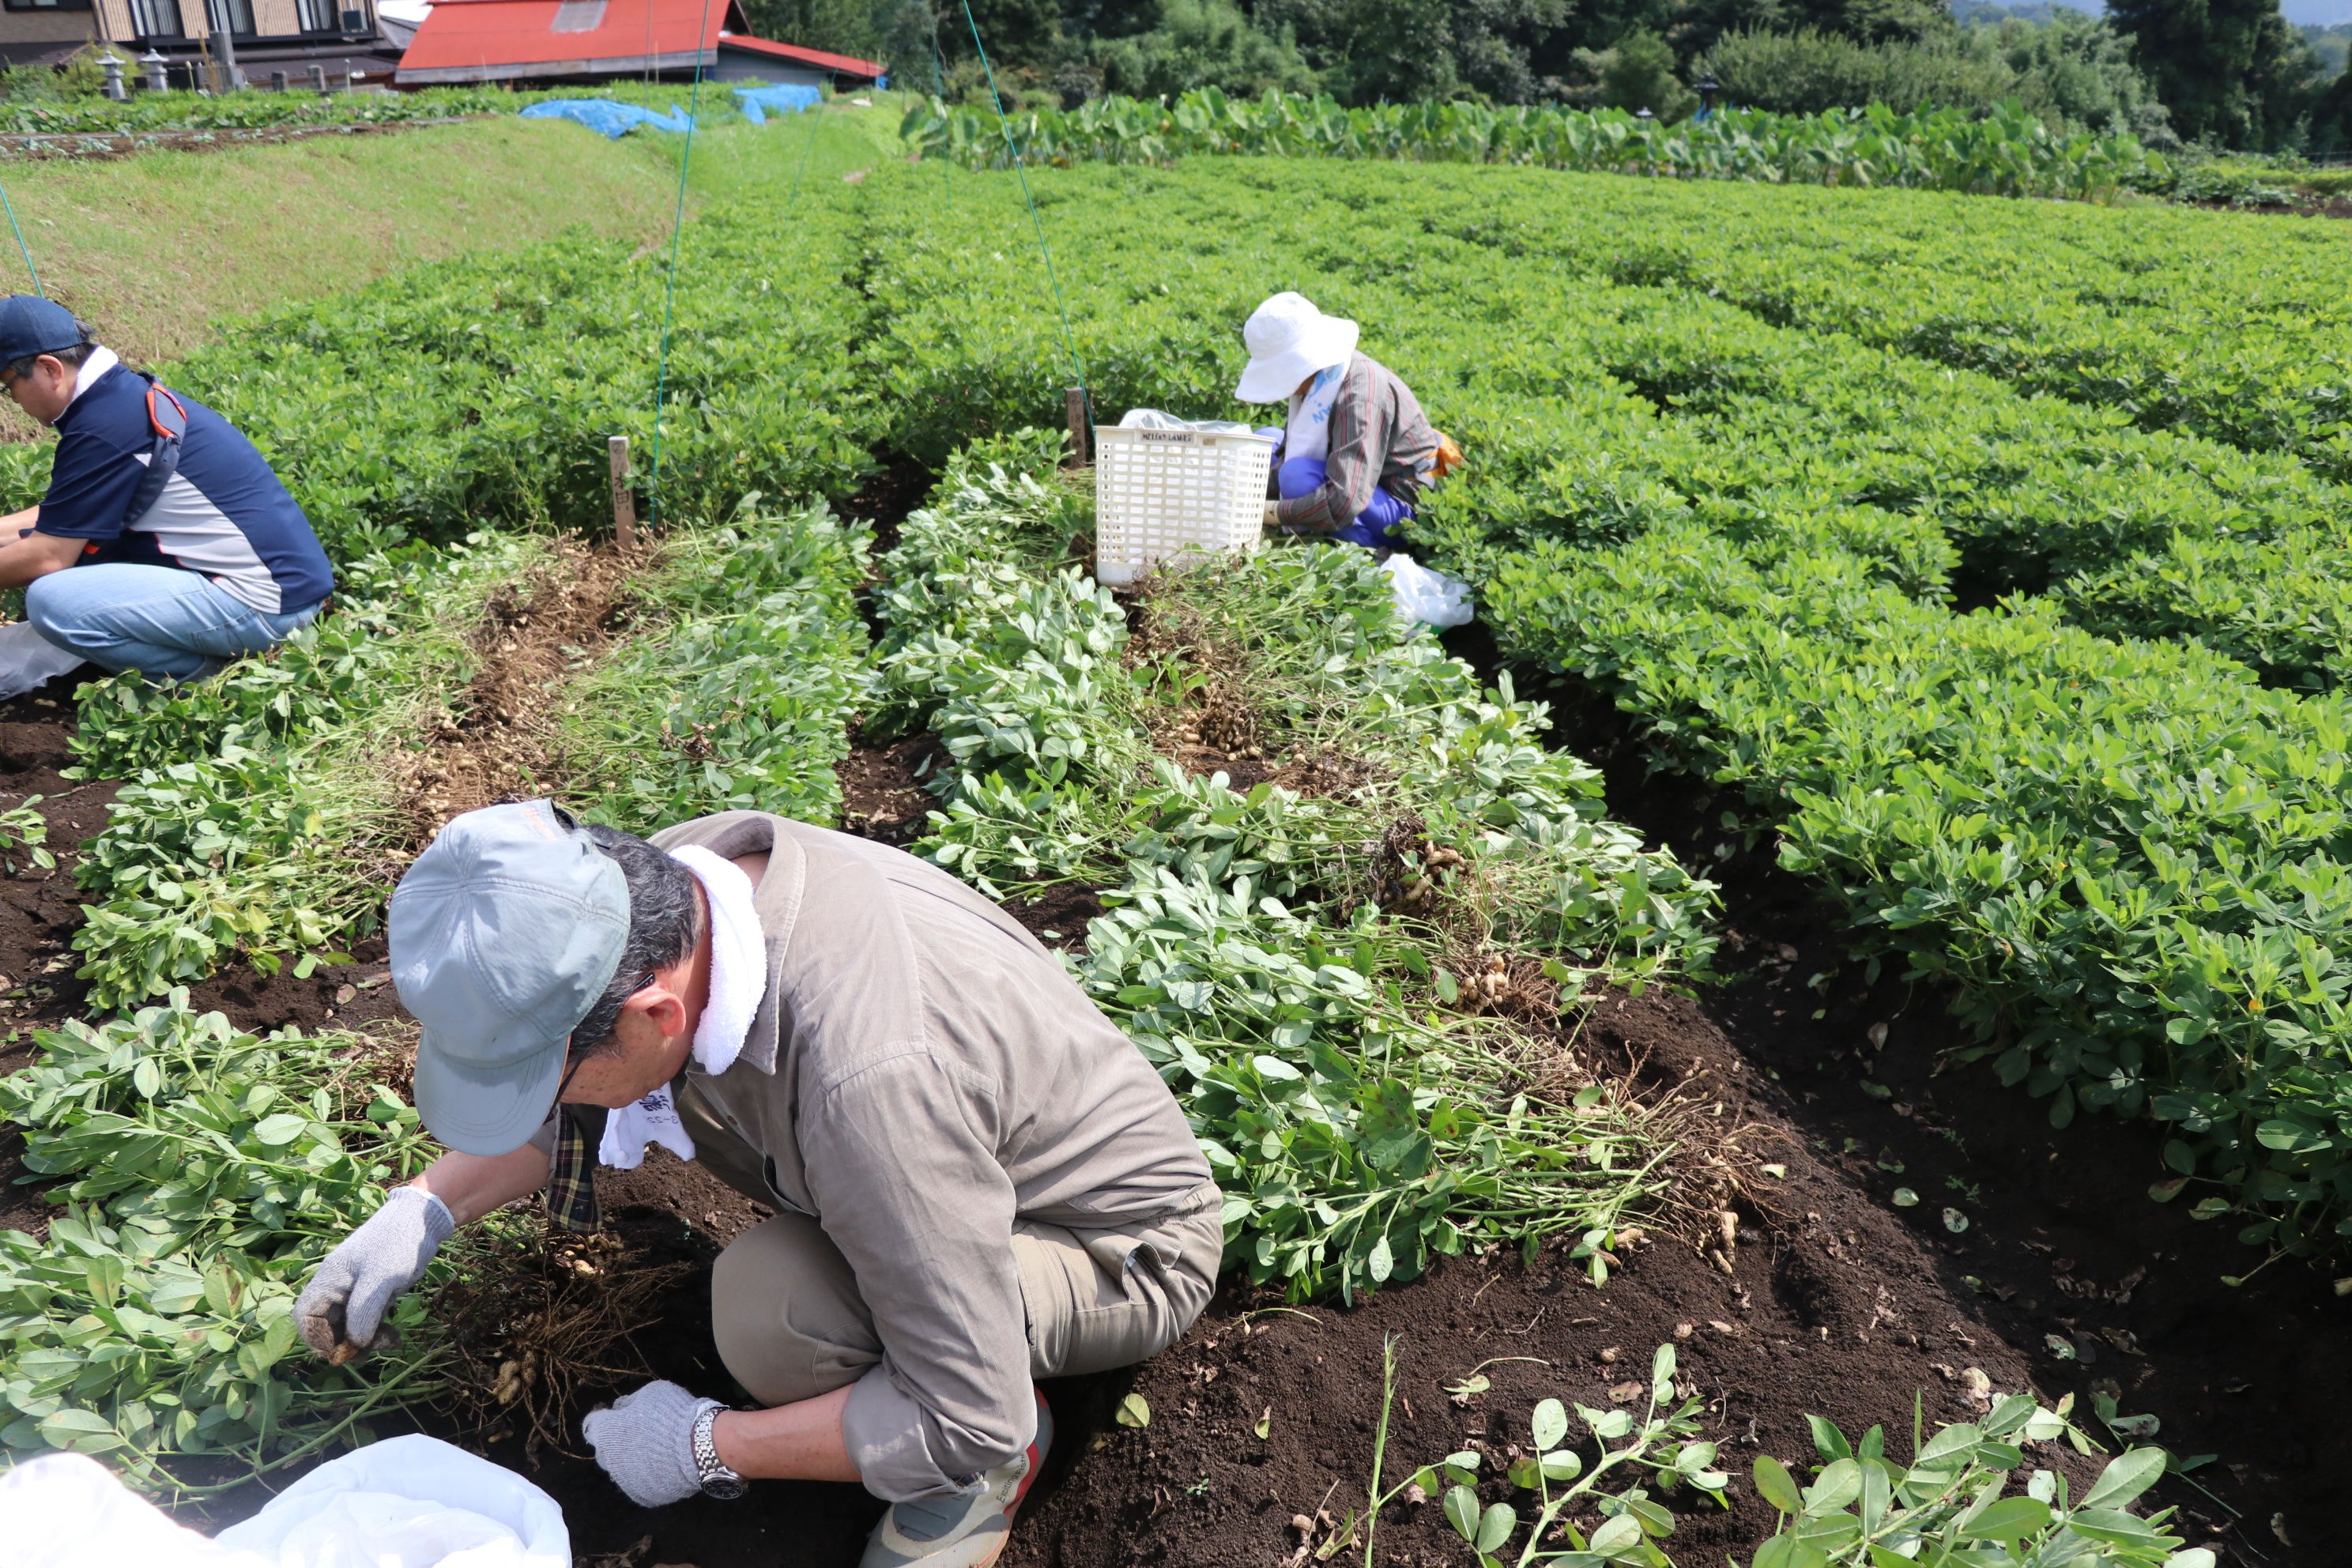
<box><xmin>706</xmin><ymin>1202</ymin><xmax>1223</xmax><ymax>1409</ymax></box>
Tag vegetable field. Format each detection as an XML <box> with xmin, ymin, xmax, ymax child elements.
<box><xmin>0</xmin><ymin>107</ymin><xmax>2344</xmax><ymax>1566</ymax></box>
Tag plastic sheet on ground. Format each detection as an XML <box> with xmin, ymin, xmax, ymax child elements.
<box><xmin>518</xmin><ymin>99</ymin><xmax>693</xmax><ymax>138</ymax></box>
<box><xmin>3</xmin><ymin>1434</ymin><xmax>569</xmax><ymax>1568</ymax></box>
<box><xmin>0</xmin><ymin>619</ymin><xmax>85</xmax><ymax>699</ymax></box>
<box><xmin>733</xmin><ymin>84</ymin><xmax>821</xmax><ymax>124</ymax></box>
<box><xmin>1118</xmin><ymin>408</ymin><xmax>1257</xmax><ymax>435</ymax></box>
<box><xmin>1383</xmin><ymin>552</ymin><xmax>1474</xmax><ymax>628</ymax></box>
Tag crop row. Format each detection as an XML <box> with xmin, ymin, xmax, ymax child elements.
<box><xmin>0</xmin><ymin>83</ymin><xmax>688</xmax><ymax>141</ymax></box>
<box><xmin>837</xmin><ymin>156</ymin><xmax>2352</xmax><ymax>1252</ymax></box>
<box><xmin>869</xmin><ymin>435</ymin><xmax>1715</xmax><ymax>1300</ymax></box>
<box><xmin>901</xmin><ymin>88</ymin><xmax>2165</xmax><ymax>201</ymax></box>
<box><xmin>857</xmin><ymin>160</ymin><xmax>2352</xmax><ymax>690</ymax></box>
<box><xmin>0</xmin><ymin>190</ymin><xmax>879</xmax><ymax>563</ymax></box>
<box><xmin>1390</xmin><ymin>172</ymin><xmax>2352</xmax><ymax>487</ymax></box>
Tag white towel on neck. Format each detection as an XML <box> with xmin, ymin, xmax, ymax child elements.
<box><xmin>596</xmin><ymin>844</ymin><xmax>764</xmax><ymax>1170</ymax></box>
<box><xmin>1282</xmin><ymin>360</ymin><xmax>1346</xmax><ymax>465</ymax></box>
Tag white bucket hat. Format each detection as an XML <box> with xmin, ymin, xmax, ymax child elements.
<box><xmin>1234</xmin><ymin>292</ymin><xmax>1359</xmax><ymax>403</ymax></box>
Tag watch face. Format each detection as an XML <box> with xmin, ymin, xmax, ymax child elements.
<box><xmin>703</xmin><ymin>1475</ymin><xmax>746</xmax><ymax>1501</ymax></box>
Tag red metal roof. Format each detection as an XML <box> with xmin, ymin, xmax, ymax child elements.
<box><xmin>397</xmin><ymin>0</ymin><xmax>755</xmax><ymax>82</ymax></box>
<box><xmin>715</xmin><ymin>32</ymin><xmax>881</xmax><ymax>78</ymax></box>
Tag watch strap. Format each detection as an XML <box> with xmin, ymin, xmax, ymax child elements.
<box><xmin>690</xmin><ymin>1399</ymin><xmax>744</xmax><ymax>1498</ymax></box>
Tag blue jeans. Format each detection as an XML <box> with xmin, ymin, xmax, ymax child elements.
<box><xmin>1277</xmin><ymin>455</ymin><xmax>1415</xmax><ymax>550</ymax></box>
<box><xmin>25</xmin><ymin>564</ymin><xmax>322</xmax><ymax>681</ymax></box>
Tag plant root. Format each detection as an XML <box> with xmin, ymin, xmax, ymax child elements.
<box><xmin>432</xmin><ymin>1224</ymin><xmax>696</xmax><ymax>1464</ymax></box>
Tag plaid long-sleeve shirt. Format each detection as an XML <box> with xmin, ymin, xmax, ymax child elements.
<box><xmin>1271</xmin><ymin>352</ymin><xmax>1441</xmax><ymax>534</ymax></box>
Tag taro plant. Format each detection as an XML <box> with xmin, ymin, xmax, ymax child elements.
<box><xmin>1748</xmin><ymin>1399</ymin><xmax>2213</xmax><ymax>1568</ymax></box>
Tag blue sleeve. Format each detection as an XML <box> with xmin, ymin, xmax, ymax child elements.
<box><xmin>34</xmin><ymin>427</ymin><xmax>141</xmax><ymax>541</ymax></box>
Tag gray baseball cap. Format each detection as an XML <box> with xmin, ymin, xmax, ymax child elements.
<box><xmin>390</xmin><ymin>800</ymin><xmax>630</xmax><ymax>1156</ymax></box>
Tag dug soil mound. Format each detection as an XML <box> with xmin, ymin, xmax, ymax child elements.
<box><xmin>999</xmin><ymin>985</ymin><xmax>2079</xmax><ymax>1568</ymax></box>
<box><xmin>1491</xmin><ymin>658</ymin><xmax>2337</xmax><ymax>1565</ymax></box>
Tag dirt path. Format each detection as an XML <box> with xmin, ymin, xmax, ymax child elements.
<box><xmin>394</xmin><ymin>541</ymin><xmax>635</xmax><ymax>842</ymax></box>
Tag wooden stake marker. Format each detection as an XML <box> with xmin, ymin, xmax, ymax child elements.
<box><xmin>609</xmin><ymin>435</ymin><xmax>636</xmax><ymax>547</ymax></box>
<box><xmin>1065</xmin><ymin>386</ymin><xmax>1091</xmax><ymax>469</ymax></box>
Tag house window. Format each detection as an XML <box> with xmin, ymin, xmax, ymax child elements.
<box><xmin>550</xmin><ymin>0</ymin><xmax>604</xmax><ymax>30</ymax></box>
<box><xmin>126</xmin><ymin>0</ymin><xmax>177</xmax><ymax>32</ymax></box>
<box><xmin>1</xmin><ymin>0</ymin><xmax>95</xmax><ymax>13</ymax></box>
<box><xmin>209</xmin><ymin>0</ymin><xmax>254</xmax><ymax>32</ymax></box>
<box><xmin>296</xmin><ymin>0</ymin><xmax>336</xmax><ymax>28</ymax></box>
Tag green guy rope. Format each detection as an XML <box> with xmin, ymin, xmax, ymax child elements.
<box><xmin>959</xmin><ymin>0</ymin><xmax>1091</xmax><ymax>424</ymax></box>
<box><xmin>929</xmin><ymin>8</ymin><xmax>952</xmax><ymax>198</ymax></box>
<box><xmin>646</xmin><ymin>0</ymin><xmax>718</xmax><ymax>533</ymax></box>
<box><xmin>0</xmin><ymin>171</ymin><xmax>43</xmax><ymax>296</ymax></box>
<box><xmin>782</xmin><ymin>73</ymin><xmax>831</xmax><ymax>215</ymax></box>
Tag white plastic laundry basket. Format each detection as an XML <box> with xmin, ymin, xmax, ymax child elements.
<box><xmin>1092</xmin><ymin>424</ymin><xmax>1277</xmax><ymax>586</ymax></box>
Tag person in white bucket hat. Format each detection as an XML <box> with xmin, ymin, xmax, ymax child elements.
<box><xmin>1236</xmin><ymin>291</ymin><xmax>1461</xmax><ymax>551</ymax></box>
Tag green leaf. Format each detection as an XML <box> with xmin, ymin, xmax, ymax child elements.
<box><xmin>1474</xmin><ymin>1502</ymin><xmax>1516</xmax><ymax>1553</ymax></box>
<box><xmin>2082</xmin><ymin>1447</ymin><xmax>2167</xmax><ymax>1510</ymax></box>
<box><xmin>1959</xmin><ymin>1496</ymin><xmax>2051</xmax><ymax>1540</ymax></box>
<box><xmin>251</xmin><ymin>1114</ymin><xmax>307</xmax><ymax>1147</ymax></box>
<box><xmin>1587</xmin><ymin>1513</ymin><xmax>1644</xmax><ymax>1559</ymax></box>
<box><xmin>1754</xmin><ymin>1537</ymin><xmax>1830</xmax><ymax>1568</ymax></box>
<box><xmin>37</xmin><ymin>1408</ymin><xmax>122</xmax><ymax>1452</ymax></box>
<box><xmin>1530</xmin><ymin>1397</ymin><xmax>1568</xmax><ymax>1453</ymax></box>
<box><xmin>1804</xmin><ymin>1457</ymin><xmax>1863</xmax><ymax>1512</ymax></box>
<box><xmin>1754</xmin><ymin>1453</ymin><xmax>1804</xmax><ymax>1513</ymax></box>
<box><xmin>1114</xmin><ymin>1393</ymin><xmax>1150</xmax><ymax>1429</ymax></box>
<box><xmin>1443</xmin><ymin>1483</ymin><xmax>1481</xmax><ymax>1543</ymax></box>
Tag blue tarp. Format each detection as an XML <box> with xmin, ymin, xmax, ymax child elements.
<box><xmin>518</xmin><ymin>100</ymin><xmax>695</xmax><ymax>138</ymax></box>
<box><xmin>732</xmin><ymin>84</ymin><xmax>820</xmax><ymax>125</ymax></box>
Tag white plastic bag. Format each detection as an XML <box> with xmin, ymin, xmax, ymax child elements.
<box><xmin>1</xmin><ymin>1434</ymin><xmax>569</xmax><ymax>1568</ymax></box>
<box><xmin>1117</xmin><ymin>408</ymin><xmax>1258</xmax><ymax>435</ymax></box>
<box><xmin>0</xmin><ymin>620</ymin><xmax>83</xmax><ymax>700</ymax></box>
<box><xmin>1381</xmin><ymin>552</ymin><xmax>1474</xmax><ymax>629</ymax></box>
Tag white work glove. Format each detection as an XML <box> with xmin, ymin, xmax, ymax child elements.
<box><xmin>584</xmin><ymin>1378</ymin><xmax>721</xmax><ymax>1507</ymax></box>
<box><xmin>294</xmin><ymin>1185</ymin><xmax>454</xmax><ymax>1363</ymax></box>
<box><xmin>1261</xmin><ymin>499</ymin><xmax>1282</xmax><ymax>530</ymax></box>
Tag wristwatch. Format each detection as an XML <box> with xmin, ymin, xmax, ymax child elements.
<box><xmin>691</xmin><ymin>1400</ymin><xmax>745</xmax><ymax>1499</ymax></box>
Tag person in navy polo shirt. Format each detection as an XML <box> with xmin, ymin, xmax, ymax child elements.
<box><xmin>0</xmin><ymin>295</ymin><xmax>333</xmax><ymax>682</ymax></box>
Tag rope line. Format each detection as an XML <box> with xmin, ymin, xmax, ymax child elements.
<box><xmin>929</xmin><ymin>2</ymin><xmax>952</xmax><ymax>198</ymax></box>
<box><xmin>958</xmin><ymin>0</ymin><xmax>1090</xmax><ymax>425</ymax></box>
<box><xmin>782</xmin><ymin>73</ymin><xmax>831</xmax><ymax>215</ymax></box>
<box><xmin>645</xmin><ymin>0</ymin><xmax>718</xmax><ymax>533</ymax></box>
<box><xmin>0</xmin><ymin>171</ymin><xmax>42</xmax><ymax>296</ymax></box>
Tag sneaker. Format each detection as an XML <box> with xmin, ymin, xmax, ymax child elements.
<box><xmin>860</xmin><ymin>1388</ymin><xmax>1054</xmax><ymax>1568</ymax></box>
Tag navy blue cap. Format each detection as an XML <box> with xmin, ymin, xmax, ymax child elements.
<box><xmin>0</xmin><ymin>295</ymin><xmax>86</xmax><ymax>365</ymax></box>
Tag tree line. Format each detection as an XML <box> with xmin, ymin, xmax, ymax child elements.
<box><xmin>753</xmin><ymin>0</ymin><xmax>2352</xmax><ymax>153</ymax></box>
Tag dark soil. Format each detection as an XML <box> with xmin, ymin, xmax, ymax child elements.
<box><xmin>1001</xmin><ymin>984</ymin><xmax>2107</xmax><ymax>1568</ymax></box>
<box><xmin>835</xmin><ymin>733</ymin><xmax>942</xmax><ymax>846</ymax></box>
<box><xmin>0</xmin><ymin>672</ymin><xmax>117</xmax><ymax>1238</ymax></box>
<box><xmin>1467</xmin><ymin>658</ymin><xmax>2331</xmax><ymax>1565</ymax></box>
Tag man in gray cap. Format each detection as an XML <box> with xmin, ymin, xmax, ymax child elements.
<box><xmin>293</xmin><ymin>800</ymin><xmax>1221</xmax><ymax>1568</ymax></box>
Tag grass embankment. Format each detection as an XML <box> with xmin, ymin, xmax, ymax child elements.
<box><xmin>3</xmin><ymin>119</ymin><xmax>684</xmax><ymax>375</ymax></box>
<box><xmin>0</xmin><ymin>92</ymin><xmax>908</xmax><ymax>443</ymax></box>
